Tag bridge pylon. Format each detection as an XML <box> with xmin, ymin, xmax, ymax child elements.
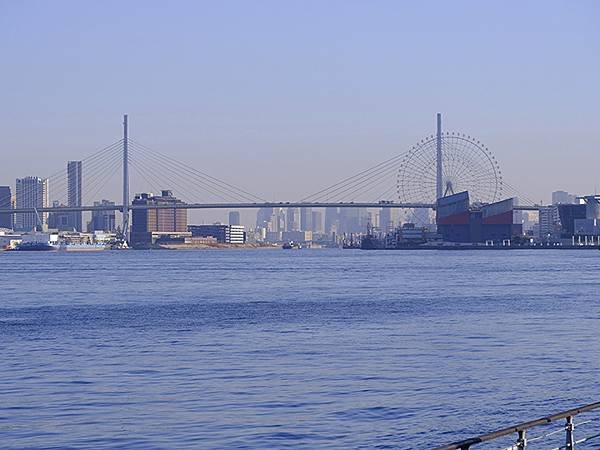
<box><xmin>122</xmin><ymin>114</ymin><xmax>130</xmax><ymax>242</ymax></box>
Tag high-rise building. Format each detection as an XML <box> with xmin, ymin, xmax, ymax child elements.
<box><xmin>538</xmin><ymin>205</ymin><xmax>560</xmax><ymax>239</ymax></box>
<box><xmin>300</xmin><ymin>207</ymin><xmax>312</xmax><ymax>231</ymax></box>
<box><xmin>131</xmin><ymin>190</ymin><xmax>187</xmax><ymax>246</ymax></box>
<box><xmin>311</xmin><ymin>211</ymin><xmax>323</xmax><ymax>234</ymax></box>
<box><xmin>229</xmin><ymin>211</ymin><xmax>241</xmax><ymax>226</ymax></box>
<box><xmin>325</xmin><ymin>207</ymin><xmax>339</xmax><ymax>236</ymax></box>
<box><xmin>256</xmin><ymin>207</ymin><xmax>273</xmax><ymax>229</ymax></box>
<box><xmin>89</xmin><ymin>200</ymin><xmax>116</xmax><ymax>232</ymax></box>
<box><xmin>67</xmin><ymin>161</ymin><xmax>83</xmax><ymax>231</ymax></box>
<box><xmin>0</xmin><ymin>186</ymin><xmax>12</xmax><ymax>229</ymax></box>
<box><xmin>552</xmin><ymin>190</ymin><xmax>576</xmax><ymax>205</ymax></box>
<box><xmin>286</xmin><ymin>207</ymin><xmax>300</xmax><ymax>232</ymax></box>
<box><xmin>339</xmin><ymin>208</ymin><xmax>368</xmax><ymax>234</ymax></box>
<box><xmin>270</xmin><ymin>208</ymin><xmax>286</xmax><ymax>232</ymax></box>
<box><xmin>47</xmin><ymin>200</ymin><xmax>72</xmax><ymax>230</ymax></box>
<box><xmin>379</xmin><ymin>208</ymin><xmax>398</xmax><ymax>232</ymax></box>
<box><xmin>15</xmin><ymin>176</ymin><xmax>49</xmax><ymax>231</ymax></box>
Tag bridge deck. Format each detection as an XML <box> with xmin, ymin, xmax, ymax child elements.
<box><xmin>0</xmin><ymin>202</ymin><xmax>543</xmax><ymax>214</ymax></box>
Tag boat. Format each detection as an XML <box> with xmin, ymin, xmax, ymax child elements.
<box><xmin>58</xmin><ymin>242</ymin><xmax>107</xmax><ymax>251</ymax></box>
<box><xmin>282</xmin><ymin>241</ymin><xmax>302</xmax><ymax>249</ymax></box>
<box><xmin>14</xmin><ymin>233</ymin><xmax>108</xmax><ymax>251</ymax></box>
<box><xmin>15</xmin><ymin>233</ymin><xmax>60</xmax><ymax>251</ymax></box>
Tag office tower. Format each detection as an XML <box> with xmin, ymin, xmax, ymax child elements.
<box><xmin>379</xmin><ymin>207</ymin><xmax>398</xmax><ymax>232</ymax></box>
<box><xmin>89</xmin><ymin>200</ymin><xmax>116</xmax><ymax>232</ymax></box>
<box><xmin>47</xmin><ymin>200</ymin><xmax>72</xmax><ymax>230</ymax></box>
<box><xmin>256</xmin><ymin>207</ymin><xmax>273</xmax><ymax>229</ymax></box>
<box><xmin>229</xmin><ymin>211</ymin><xmax>241</xmax><ymax>226</ymax></box>
<box><xmin>15</xmin><ymin>176</ymin><xmax>49</xmax><ymax>231</ymax></box>
<box><xmin>552</xmin><ymin>190</ymin><xmax>576</xmax><ymax>205</ymax></box>
<box><xmin>270</xmin><ymin>208</ymin><xmax>286</xmax><ymax>232</ymax></box>
<box><xmin>311</xmin><ymin>210</ymin><xmax>323</xmax><ymax>234</ymax></box>
<box><xmin>325</xmin><ymin>207</ymin><xmax>339</xmax><ymax>235</ymax></box>
<box><xmin>0</xmin><ymin>186</ymin><xmax>11</xmax><ymax>229</ymax></box>
<box><xmin>67</xmin><ymin>161</ymin><xmax>83</xmax><ymax>231</ymax></box>
<box><xmin>339</xmin><ymin>208</ymin><xmax>365</xmax><ymax>234</ymax></box>
<box><xmin>131</xmin><ymin>190</ymin><xmax>187</xmax><ymax>246</ymax></box>
<box><xmin>286</xmin><ymin>207</ymin><xmax>300</xmax><ymax>232</ymax></box>
<box><xmin>300</xmin><ymin>207</ymin><xmax>312</xmax><ymax>231</ymax></box>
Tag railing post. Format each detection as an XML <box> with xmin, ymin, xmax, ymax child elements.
<box><xmin>565</xmin><ymin>416</ymin><xmax>575</xmax><ymax>449</ymax></box>
<box><xmin>516</xmin><ymin>429</ymin><xmax>527</xmax><ymax>449</ymax></box>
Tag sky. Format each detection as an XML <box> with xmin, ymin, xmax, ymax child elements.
<box><xmin>1</xmin><ymin>1</ymin><xmax>599</xmax><ymax>225</ymax></box>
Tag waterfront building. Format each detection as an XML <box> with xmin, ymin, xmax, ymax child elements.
<box><xmin>188</xmin><ymin>224</ymin><xmax>246</xmax><ymax>244</ymax></box>
<box><xmin>229</xmin><ymin>211</ymin><xmax>241</xmax><ymax>226</ymax></box>
<box><xmin>557</xmin><ymin>204</ymin><xmax>585</xmax><ymax>237</ymax></box>
<box><xmin>0</xmin><ymin>186</ymin><xmax>12</xmax><ymax>229</ymax></box>
<box><xmin>300</xmin><ymin>207</ymin><xmax>312</xmax><ymax>231</ymax></box>
<box><xmin>67</xmin><ymin>161</ymin><xmax>83</xmax><ymax>231</ymax></box>
<box><xmin>131</xmin><ymin>190</ymin><xmax>187</xmax><ymax>247</ymax></box>
<box><xmin>15</xmin><ymin>176</ymin><xmax>49</xmax><ymax>231</ymax></box>
<box><xmin>538</xmin><ymin>205</ymin><xmax>560</xmax><ymax>240</ymax></box>
<box><xmin>572</xmin><ymin>196</ymin><xmax>600</xmax><ymax>237</ymax></box>
<box><xmin>89</xmin><ymin>200</ymin><xmax>116</xmax><ymax>232</ymax></box>
<box><xmin>436</xmin><ymin>191</ymin><xmax>521</xmax><ymax>244</ymax></box>
<box><xmin>264</xmin><ymin>231</ymin><xmax>282</xmax><ymax>242</ymax></box>
<box><xmin>282</xmin><ymin>230</ymin><xmax>312</xmax><ymax>243</ymax></box>
<box><xmin>229</xmin><ymin>225</ymin><xmax>246</xmax><ymax>244</ymax></box>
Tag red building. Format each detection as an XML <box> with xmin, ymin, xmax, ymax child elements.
<box><xmin>436</xmin><ymin>192</ymin><xmax>522</xmax><ymax>243</ymax></box>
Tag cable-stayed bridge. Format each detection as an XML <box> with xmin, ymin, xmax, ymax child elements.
<box><xmin>0</xmin><ymin>115</ymin><xmax>542</xmax><ymax>239</ymax></box>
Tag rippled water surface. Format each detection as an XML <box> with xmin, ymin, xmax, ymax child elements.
<box><xmin>2</xmin><ymin>249</ymin><xmax>600</xmax><ymax>449</ymax></box>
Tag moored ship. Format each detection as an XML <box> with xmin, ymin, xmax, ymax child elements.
<box><xmin>14</xmin><ymin>233</ymin><xmax>108</xmax><ymax>251</ymax></box>
<box><xmin>15</xmin><ymin>233</ymin><xmax>60</xmax><ymax>251</ymax></box>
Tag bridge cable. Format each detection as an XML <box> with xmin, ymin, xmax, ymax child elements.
<box><xmin>127</xmin><ymin>141</ymin><xmax>256</xmax><ymax>203</ymax></box>
<box><xmin>299</xmin><ymin>151</ymin><xmax>409</xmax><ymax>202</ymax></box>
<box><xmin>127</xmin><ymin>146</ymin><xmax>229</xmax><ymax>203</ymax></box>
<box><xmin>127</xmin><ymin>139</ymin><xmax>266</xmax><ymax>202</ymax></box>
<box><xmin>0</xmin><ymin>139</ymin><xmax>124</xmax><ymax>210</ymax></box>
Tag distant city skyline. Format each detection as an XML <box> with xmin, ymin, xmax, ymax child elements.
<box><xmin>1</xmin><ymin>1</ymin><xmax>599</xmax><ymax>227</ymax></box>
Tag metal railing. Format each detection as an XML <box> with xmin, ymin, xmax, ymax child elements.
<box><xmin>432</xmin><ymin>401</ymin><xmax>600</xmax><ymax>450</ymax></box>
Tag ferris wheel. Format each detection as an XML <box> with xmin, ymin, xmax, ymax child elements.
<box><xmin>397</xmin><ymin>131</ymin><xmax>502</xmax><ymax>204</ymax></box>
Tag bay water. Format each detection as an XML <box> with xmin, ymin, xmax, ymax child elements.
<box><xmin>2</xmin><ymin>249</ymin><xmax>600</xmax><ymax>449</ymax></box>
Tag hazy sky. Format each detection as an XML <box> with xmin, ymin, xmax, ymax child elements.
<box><xmin>1</xmin><ymin>1</ymin><xmax>599</xmax><ymax>224</ymax></box>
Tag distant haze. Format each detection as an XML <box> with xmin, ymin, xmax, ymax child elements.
<box><xmin>1</xmin><ymin>1</ymin><xmax>599</xmax><ymax>225</ymax></box>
